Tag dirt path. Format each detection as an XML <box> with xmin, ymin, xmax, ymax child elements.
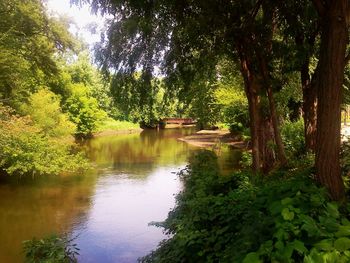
<box><xmin>178</xmin><ymin>130</ymin><xmax>248</xmax><ymax>149</ymax></box>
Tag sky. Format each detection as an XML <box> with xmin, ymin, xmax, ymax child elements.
<box><xmin>46</xmin><ymin>0</ymin><xmax>105</xmax><ymax>47</ymax></box>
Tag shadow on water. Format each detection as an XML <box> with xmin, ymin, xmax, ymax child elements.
<box><xmin>0</xmin><ymin>127</ymin><xmax>242</xmax><ymax>263</ymax></box>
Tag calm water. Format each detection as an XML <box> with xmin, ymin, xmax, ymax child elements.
<box><xmin>0</xmin><ymin>128</ymin><xmax>241</xmax><ymax>262</ymax></box>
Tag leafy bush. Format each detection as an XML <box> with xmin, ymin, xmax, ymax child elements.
<box><xmin>223</xmin><ymin>103</ymin><xmax>249</xmax><ymax>134</ymax></box>
<box><xmin>23</xmin><ymin>235</ymin><xmax>79</xmax><ymax>263</ymax></box>
<box><xmin>141</xmin><ymin>151</ymin><xmax>350</xmax><ymax>263</ymax></box>
<box><xmin>21</xmin><ymin>89</ymin><xmax>76</xmax><ymax>137</ymax></box>
<box><xmin>281</xmin><ymin>119</ymin><xmax>305</xmax><ymax>158</ymax></box>
<box><xmin>0</xmin><ymin>105</ymin><xmax>88</xmax><ymax>175</ymax></box>
<box><xmin>65</xmin><ymin>83</ymin><xmax>107</xmax><ymax>137</ymax></box>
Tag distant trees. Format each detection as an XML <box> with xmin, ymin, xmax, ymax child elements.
<box><xmin>0</xmin><ymin>0</ymin><xmax>110</xmax><ymax>175</ymax></box>
<box><xmin>0</xmin><ymin>0</ymin><xmax>76</xmax><ymax>104</ymax></box>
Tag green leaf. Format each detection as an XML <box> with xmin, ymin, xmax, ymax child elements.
<box><xmin>304</xmin><ymin>249</ymin><xmax>325</xmax><ymax>263</ymax></box>
<box><xmin>335</xmin><ymin>225</ymin><xmax>350</xmax><ymax>237</ymax></box>
<box><xmin>269</xmin><ymin>201</ymin><xmax>283</xmax><ymax>215</ymax></box>
<box><xmin>334</xmin><ymin>237</ymin><xmax>350</xmax><ymax>252</ymax></box>
<box><xmin>326</xmin><ymin>203</ymin><xmax>340</xmax><ymax>218</ymax></box>
<box><xmin>291</xmin><ymin>240</ymin><xmax>307</xmax><ymax>254</ymax></box>
<box><xmin>243</xmin><ymin>252</ymin><xmax>262</xmax><ymax>263</ymax></box>
<box><xmin>314</xmin><ymin>239</ymin><xmax>334</xmax><ymax>251</ymax></box>
<box><xmin>341</xmin><ymin>218</ymin><xmax>350</xmax><ymax>226</ymax></box>
<box><xmin>281</xmin><ymin>197</ymin><xmax>293</xmax><ymax>205</ymax></box>
<box><xmin>282</xmin><ymin>208</ymin><xmax>295</xmax><ymax>221</ymax></box>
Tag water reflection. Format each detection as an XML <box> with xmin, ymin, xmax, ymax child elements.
<box><xmin>0</xmin><ymin>173</ymin><xmax>97</xmax><ymax>263</ymax></box>
<box><xmin>75</xmin><ymin>128</ymin><xmax>195</xmax><ymax>262</ymax></box>
<box><xmin>84</xmin><ymin>128</ymin><xmax>196</xmax><ymax>175</ymax></box>
<box><xmin>0</xmin><ymin>128</ymin><xmax>242</xmax><ymax>263</ymax></box>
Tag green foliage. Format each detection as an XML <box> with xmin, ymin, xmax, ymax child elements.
<box><xmin>189</xmin><ymin>81</ymin><xmax>221</xmax><ymax>129</ymax></box>
<box><xmin>224</xmin><ymin>103</ymin><xmax>249</xmax><ymax>134</ymax></box>
<box><xmin>142</xmin><ymin>151</ymin><xmax>350</xmax><ymax>263</ymax></box>
<box><xmin>340</xmin><ymin>141</ymin><xmax>350</xmax><ymax>177</ymax></box>
<box><xmin>0</xmin><ymin>105</ymin><xmax>88</xmax><ymax>175</ymax></box>
<box><xmin>95</xmin><ymin>117</ymin><xmax>139</xmax><ymax>132</ymax></box>
<box><xmin>239</xmin><ymin>151</ymin><xmax>253</xmax><ymax>169</ymax></box>
<box><xmin>23</xmin><ymin>235</ymin><xmax>79</xmax><ymax>263</ymax></box>
<box><xmin>110</xmin><ymin>72</ymin><xmax>182</xmax><ymax>126</ymax></box>
<box><xmin>281</xmin><ymin>119</ymin><xmax>305</xmax><ymax>158</ymax></box>
<box><xmin>0</xmin><ymin>0</ymin><xmax>76</xmax><ymax>104</ymax></box>
<box><xmin>214</xmin><ymin>61</ymin><xmax>249</xmax><ymax>133</ymax></box>
<box><xmin>21</xmin><ymin>89</ymin><xmax>76</xmax><ymax>137</ymax></box>
<box><xmin>65</xmin><ymin>84</ymin><xmax>106</xmax><ymax>136</ymax></box>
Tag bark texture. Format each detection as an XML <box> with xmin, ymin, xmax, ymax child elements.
<box><xmin>301</xmin><ymin>62</ymin><xmax>317</xmax><ymax>151</ymax></box>
<box><xmin>315</xmin><ymin>0</ymin><xmax>349</xmax><ymax>200</ymax></box>
<box><xmin>239</xmin><ymin>49</ymin><xmax>276</xmax><ymax>173</ymax></box>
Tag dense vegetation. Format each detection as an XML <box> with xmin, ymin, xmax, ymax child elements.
<box><xmin>85</xmin><ymin>0</ymin><xmax>350</xmax><ymax>201</ymax></box>
<box><xmin>23</xmin><ymin>235</ymin><xmax>79</xmax><ymax>263</ymax></box>
<box><xmin>0</xmin><ymin>0</ymin><xmax>184</xmax><ymax>176</ymax></box>
<box><xmin>77</xmin><ymin>0</ymin><xmax>350</xmax><ymax>262</ymax></box>
<box><xmin>2</xmin><ymin>0</ymin><xmax>350</xmax><ymax>261</ymax></box>
<box><xmin>141</xmin><ymin>151</ymin><xmax>350</xmax><ymax>263</ymax></box>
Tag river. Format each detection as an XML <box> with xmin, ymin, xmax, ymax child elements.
<box><xmin>0</xmin><ymin>128</ymin><xmax>241</xmax><ymax>262</ymax></box>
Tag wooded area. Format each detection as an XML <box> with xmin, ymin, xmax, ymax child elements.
<box><xmin>2</xmin><ymin>0</ymin><xmax>350</xmax><ymax>262</ymax></box>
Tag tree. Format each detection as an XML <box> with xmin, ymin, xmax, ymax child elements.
<box><xmin>0</xmin><ymin>0</ymin><xmax>76</xmax><ymax>105</ymax></box>
<box><xmin>83</xmin><ymin>0</ymin><xmax>350</xmax><ymax>198</ymax></box>
<box><xmin>312</xmin><ymin>0</ymin><xmax>350</xmax><ymax>200</ymax></box>
<box><xmin>276</xmin><ymin>0</ymin><xmax>319</xmax><ymax>151</ymax></box>
<box><xmin>84</xmin><ymin>0</ymin><xmax>290</xmax><ymax>172</ymax></box>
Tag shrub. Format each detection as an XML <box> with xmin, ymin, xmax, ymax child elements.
<box><xmin>224</xmin><ymin>103</ymin><xmax>249</xmax><ymax>135</ymax></box>
<box><xmin>23</xmin><ymin>235</ymin><xmax>79</xmax><ymax>263</ymax></box>
<box><xmin>21</xmin><ymin>89</ymin><xmax>76</xmax><ymax>138</ymax></box>
<box><xmin>141</xmin><ymin>151</ymin><xmax>350</xmax><ymax>263</ymax></box>
<box><xmin>0</xmin><ymin>105</ymin><xmax>88</xmax><ymax>175</ymax></box>
<box><xmin>64</xmin><ymin>83</ymin><xmax>106</xmax><ymax>137</ymax></box>
<box><xmin>281</xmin><ymin>119</ymin><xmax>305</xmax><ymax>158</ymax></box>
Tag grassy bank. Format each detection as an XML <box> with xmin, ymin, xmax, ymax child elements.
<box><xmin>95</xmin><ymin>118</ymin><xmax>142</xmax><ymax>136</ymax></box>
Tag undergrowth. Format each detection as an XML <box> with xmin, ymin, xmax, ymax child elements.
<box><xmin>23</xmin><ymin>235</ymin><xmax>79</xmax><ymax>263</ymax></box>
<box><xmin>141</xmin><ymin>151</ymin><xmax>350</xmax><ymax>263</ymax></box>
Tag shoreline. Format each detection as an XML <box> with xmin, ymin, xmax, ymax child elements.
<box><xmin>93</xmin><ymin>128</ymin><xmax>143</xmax><ymax>137</ymax></box>
<box><xmin>178</xmin><ymin>130</ymin><xmax>248</xmax><ymax>149</ymax></box>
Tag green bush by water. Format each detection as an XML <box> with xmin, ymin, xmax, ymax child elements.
<box><xmin>141</xmin><ymin>151</ymin><xmax>350</xmax><ymax>263</ymax></box>
<box><xmin>23</xmin><ymin>235</ymin><xmax>79</xmax><ymax>263</ymax></box>
<box><xmin>0</xmin><ymin>105</ymin><xmax>88</xmax><ymax>175</ymax></box>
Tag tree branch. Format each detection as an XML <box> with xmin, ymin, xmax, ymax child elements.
<box><xmin>241</xmin><ymin>0</ymin><xmax>263</xmax><ymax>29</ymax></box>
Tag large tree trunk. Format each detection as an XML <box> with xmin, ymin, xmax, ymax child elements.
<box><xmin>314</xmin><ymin>0</ymin><xmax>348</xmax><ymax>200</ymax></box>
<box><xmin>258</xmin><ymin>115</ymin><xmax>276</xmax><ymax>173</ymax></box>
<box><xmin>295</xmin><ymin>27</ymin><xmax>319</xmax><ymax>152</ymax></box>
<box><xmin>301</xmin><ymin>61</ymin><xmax>317</xmax><ymax>151</ymax></box>
<box><xmin>240</xmin><ymin>55</ymin><xmax>261</xmax><ymax>172</ymax></box>
<box><xmin>239</xmin><ymin>50</ymin><xmax>276</xmax><ymax>173</ymax></box>
<box><xmin>257</xmin><ymin>53</ymin><xmax>287</xmax><ymax>166</ymax></box>
<box><xmin>255</xmin><ymin>4</ymin><xmax>287</xmax><ymax>166</ymax></box>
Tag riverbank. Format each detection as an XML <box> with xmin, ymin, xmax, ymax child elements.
<box><xmin>178</xmin><ymin>129</ymin><xmax>248</xmax><ymax>149</ymax></box>
<box><xmin>94</xmin><ymin>128</ymin><xmax>143</xmax><ymax>137</ymax></box>
<box><xmin>94</xmin><ymin>119</ymin><xmax>142</xmax><ymax>137</ymax></box>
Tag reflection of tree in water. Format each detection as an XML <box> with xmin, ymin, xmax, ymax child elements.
<box><xmin>0</xmin><ymin>173</ymin><xmax>97</xmax><ymax>263</ymax></box>
<box><xmin>216</xmin><ymin>146</ymin><xmax>243</xmax><ymax>175</ymax></box>
<box><xmin>85</xmin><ymin>128</ymin><xmax>196</xmax><ymax>175</ymax></box>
